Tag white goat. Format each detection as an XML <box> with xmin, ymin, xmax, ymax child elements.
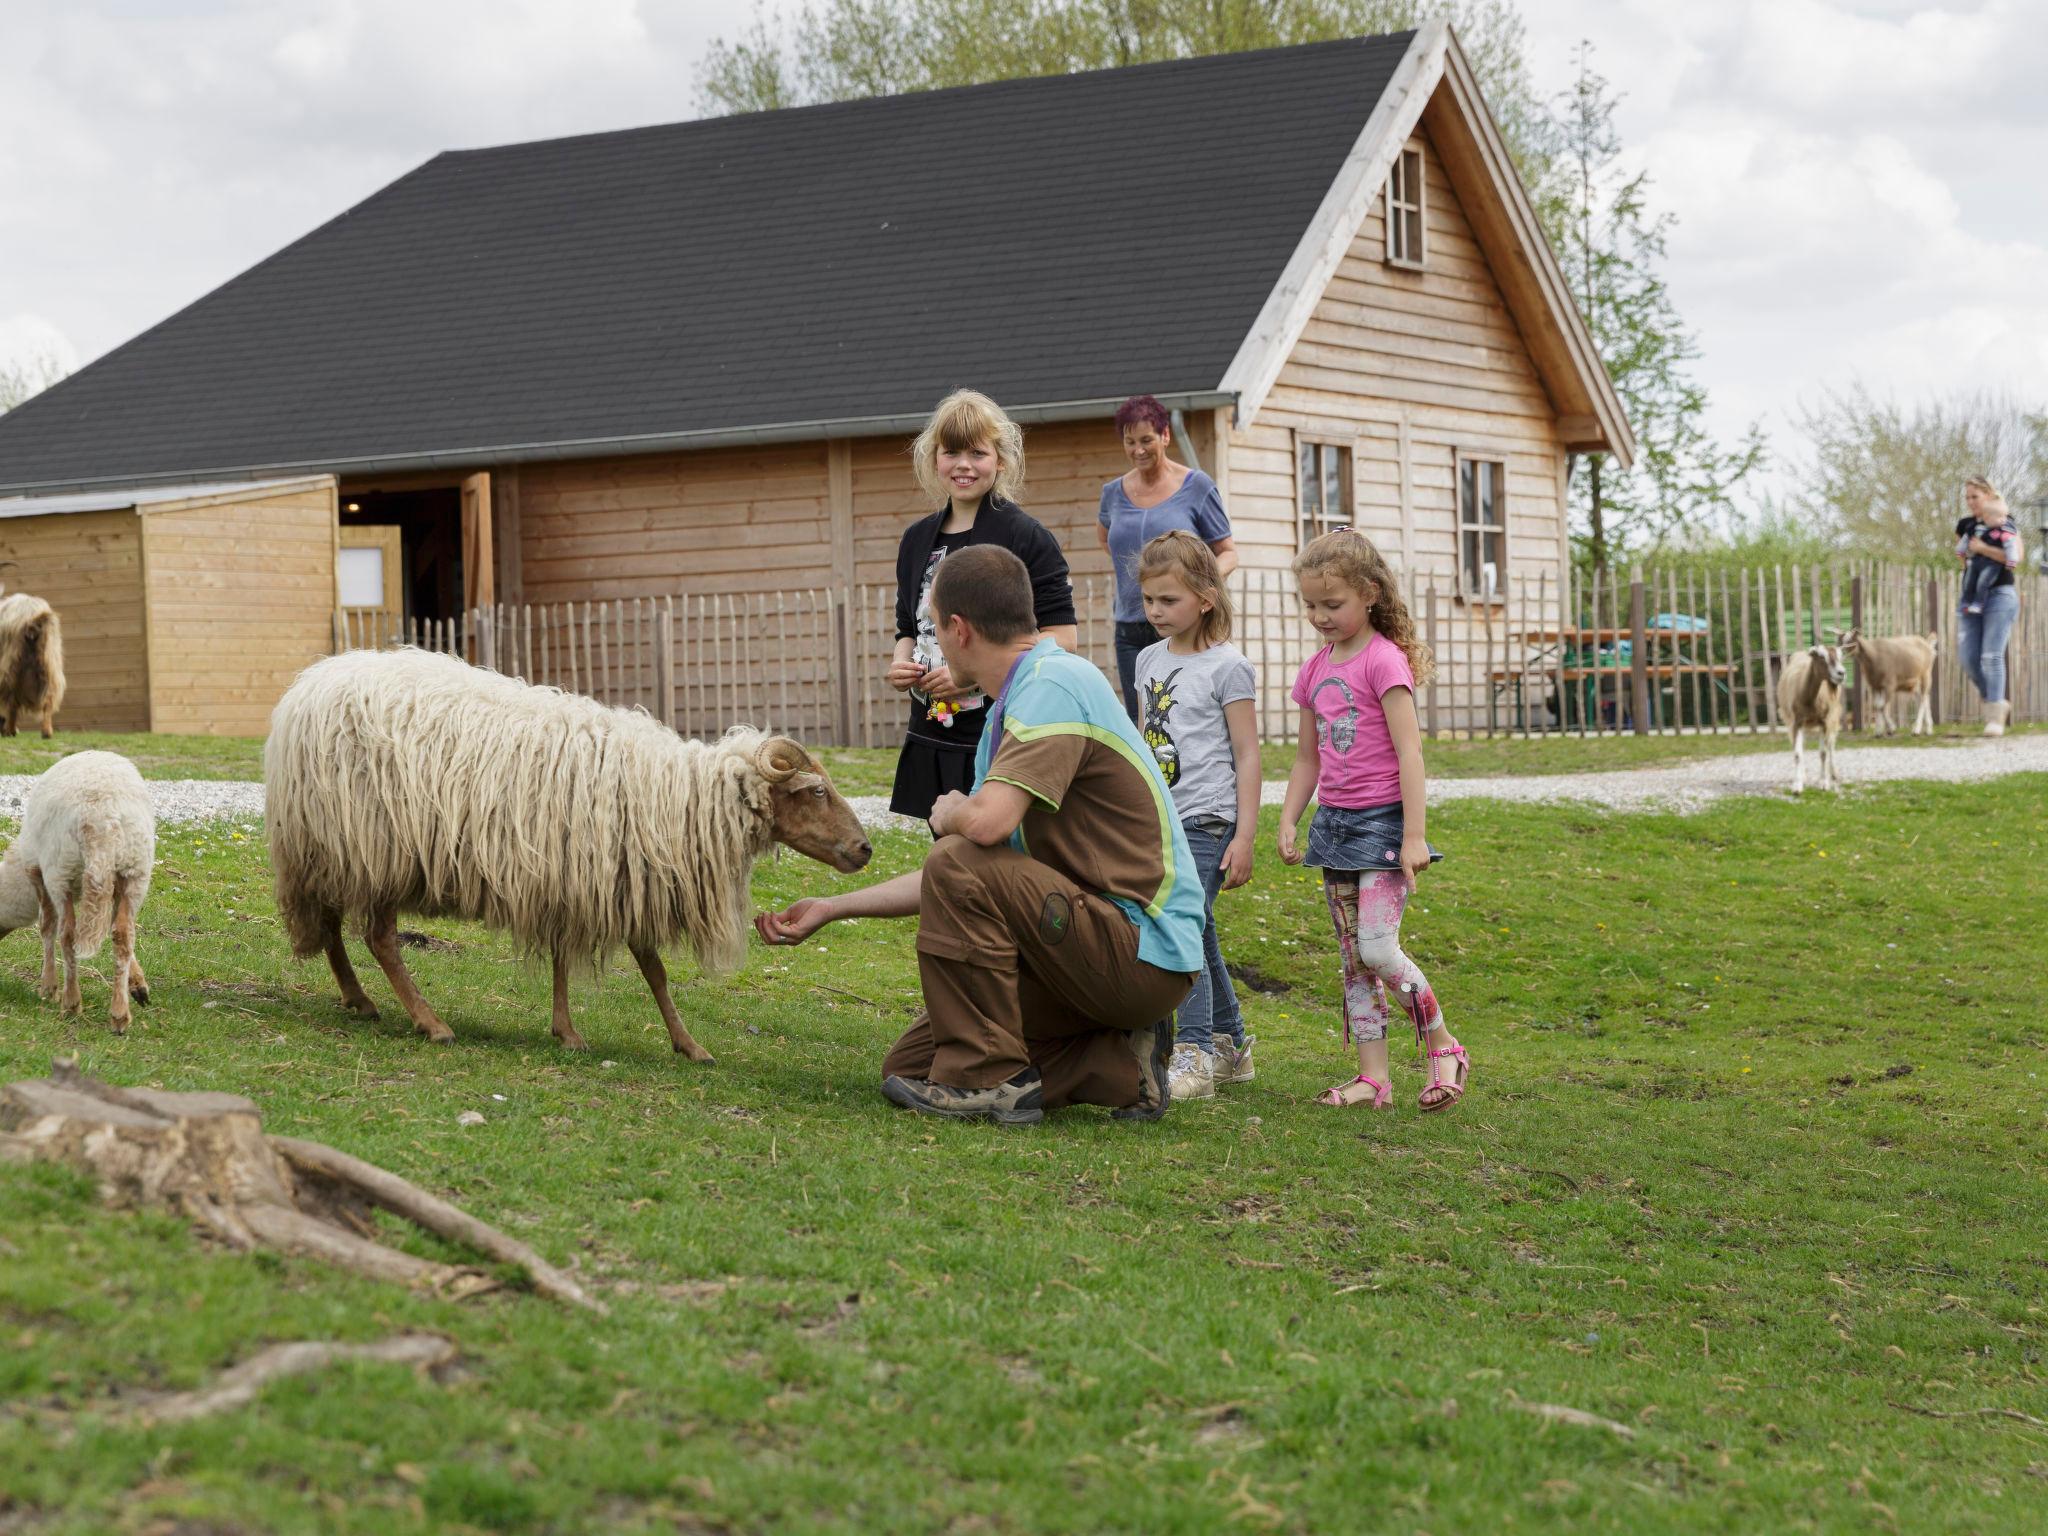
<box><xmin>1839</xmin><ymin>628</ymin><xmax>1937</xmax><ymax>736</ymax></box>
<box><xmin>1777</xmin><ymin>643</ymin><xmax>1846</xmax><ymax>794</ymax></box>
<box><xmin>0</xmin><ymin>751</ymin><xmax>155</xmax><ymax>1029</ymax></box>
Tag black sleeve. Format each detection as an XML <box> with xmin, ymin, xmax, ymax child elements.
<box><xmin>896</xmin><ymin>519</ymin><xmax>930</xmax><ymax>640</ymax></box>
<box><xmin>1955</xmin><ymin>517</ymin><xmax>1976</xmax><ymax>538</ymax></box>
<box><xmin>1015</xmin><ymin>517</ymin><xmax>1078</xmax><ymax>628</ymax></box>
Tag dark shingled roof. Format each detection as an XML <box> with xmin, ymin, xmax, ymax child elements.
<box><xmin>0</xmin><ymin>33</ymin><xmax>1414</xmax><ymax>492</ymax></box>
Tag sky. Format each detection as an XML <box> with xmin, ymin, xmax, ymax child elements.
<box><xmin>3</xmin><ymin>0</ymin><xmax>2044</xmax><ymax>507</ymax></box>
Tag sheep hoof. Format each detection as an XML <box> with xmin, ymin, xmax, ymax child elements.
<box><xmin>109</xmin><ymin>1015</ymin><xmax>129</xmax><ymax>1035</ymax></box>
<box><xmin>415</xmin><ymin>1021</ymin><xmax>455</xmax><ymax>1044</ymax></box>
<box><xmin>341</xmin><ymin>996</ymin><xmax>379</xmax><ymax>1019</ymax></box>
<box><xmin>131</xmin><ymin>984</ymin><xmax>151</xmax><ymax>1004</ymax></box>
<box><xmin>554</xmin><ymin>1033</ymin><xmax>590</xmax><ymax>1052</ymax></box>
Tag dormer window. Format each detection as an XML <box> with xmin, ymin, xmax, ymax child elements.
<box><xmin>1386</xmin><ymin>146</ymin><xmax>1425</xmax><ymax>268</ymax></box>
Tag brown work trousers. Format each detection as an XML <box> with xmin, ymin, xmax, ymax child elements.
<box><xmin>884</xmin><ymin>836</ymin><xmax>1194</xmax><ymax>1109</ymax></box>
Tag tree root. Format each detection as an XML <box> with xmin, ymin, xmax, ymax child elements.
<box><xmin>0</xmin><ymin>1060</ymin><xmax>605</xmax><ymax>1314</ymax></box>
<box><xmin>135</xmin><ymin>1335</ymin><xmax>458</xmax><ymax>1424</ymax></box>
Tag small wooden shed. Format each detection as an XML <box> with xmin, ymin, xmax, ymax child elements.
<box><xmin>0</xmin><ymin>476</ymin><xmax>337</xmax><ymax>734</ymax></box>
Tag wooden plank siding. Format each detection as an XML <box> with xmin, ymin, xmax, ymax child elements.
<box><xmin>141</xmin><ymin>484</ymin><xmax>337</xmax><ymax>736</ymax></box>
<box><xmin>0</xmin><ymin>508</ymin><xmax>148</xmax><ymax>731</ymax></box>
<box><xmin>1229</xmin><ymin>122</ymin><xmax>1570</xmax><ymax>728</ymax></box>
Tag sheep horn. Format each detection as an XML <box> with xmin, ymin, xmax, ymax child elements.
<box><xmin>753</xmin><ymin>736</ymin><xmax>809</xmax><ymax>784</ymax></box>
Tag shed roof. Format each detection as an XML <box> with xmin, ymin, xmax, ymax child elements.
<box><xmin>0</xmin><ymin>36</ymin><xmax>1414</xmax><ymax>493</ymax></box>
<box><xmin>0</xmin><ymin>476</ymin><xmax>332</xmax><ymax>521</ymax></box>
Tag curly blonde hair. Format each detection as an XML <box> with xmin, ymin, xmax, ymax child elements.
<box><xmin>1292</xmin><ymin>529</ymin><xmax>1434</xmax><ymax>686</ymax></box>
<box><xmin>911</xmin><ymin>390</ymin><xmax>1027</xmax><ymax>507</ymax></box>
<box><xmin>1136</xmin><ymin>530</ymin><xmax>1232</xmax><ymax>647</ymax></box>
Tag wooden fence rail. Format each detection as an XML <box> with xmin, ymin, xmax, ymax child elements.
<box><xmin>331</xmin><ymin>560</ymin><xmax>2046</xmax><ymax>747</ymax></box>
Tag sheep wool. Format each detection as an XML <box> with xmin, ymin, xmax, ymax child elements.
<box><xmin>266</xmin><ymin>648</ymin><xmax>787</xmax><ymax>977</ymax></box>
<box><xmin>0</xmin><ymin>750</ymin><xmax>155</xmax><ymax>958</ymax></box>
<box><xmin>0</xmin><ymin>592</ymin><xmax>66</xmax><ymax>738</ymax></box>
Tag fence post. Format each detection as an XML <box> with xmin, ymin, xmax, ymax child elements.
<box><xmin>1848</xmin><ymin>574</ymin><xmax>1864</xmax><ymax>732</ymax></box>
<box><xmin>655</xmin><ymin>599</ymin><xmax>676</xmax><ymax>730</ymax></box>
<box><xmin>1925</xmin><ymin>573</ymin><xmax>1943</xmax><ymax>724</ymax></box>
<box><xmin>833</xmin><ymin>587</ymin><xmax>856</xmax><ymax>747</ymax></box>
<box><xmin>1628</xmin><ymin>566</ymin><xmax>1650</xmax><ymax>735</ymax></box>
<box><xmin>1424</xmin><ymin>583</ymin><xmax>1440</xmax><ymax>739</ymax></box>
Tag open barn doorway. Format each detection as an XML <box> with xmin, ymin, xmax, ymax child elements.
<box><xmin>336</xmin><ymin>472</ymin><xmax>493</xmax><ymax>648</ymax></box>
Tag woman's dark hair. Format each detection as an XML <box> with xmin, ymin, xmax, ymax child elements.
<box><xmin>1114</xmin><ymin>395</ymin><xmax>1172</xmax><ymax>436</ymax></box>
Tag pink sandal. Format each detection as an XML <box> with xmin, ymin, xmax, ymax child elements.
<box><xmin>1397</xmin><ymin>981</ymin><xmax>1467</xmax><ymax>1113</ymax></box>
<box><xmin>1317</xmin><ymin>1073</ymin><xmax>1392</xmax><ymax>1109</ymax></box>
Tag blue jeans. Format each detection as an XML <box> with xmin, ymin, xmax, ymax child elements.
<box><xmin>1958</xmin><ymin>586</ymin><xmax>2019</xmax><ymax>704</ymax></box>
<box><xmin>1176</xmin><ymin>818</ymin><xmax>1245</xmax><ymax>1051</ymax></box>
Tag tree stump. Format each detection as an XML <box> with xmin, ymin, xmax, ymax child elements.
<box><xmin>0</xmin><ymin>1060</ymin><xmax>604</xmax><ymax>1313</ymax></box>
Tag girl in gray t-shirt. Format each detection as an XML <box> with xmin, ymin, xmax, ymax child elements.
<box><xmin>1132</xmin><ymin>532</ymin><xmax>1262</xmax><ymax>1103</ymax></box>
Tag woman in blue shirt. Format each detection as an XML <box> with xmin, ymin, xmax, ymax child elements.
<box><xmin>1098</xmin><ymin>395</ymin><xmax>1238</xmax><ymax>721</ymax></box>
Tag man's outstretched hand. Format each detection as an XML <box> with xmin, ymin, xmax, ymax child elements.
<box><xmin>754</xmin><ymin>898</ymin><xmax>835</xmax><ymax>948</ymax></box>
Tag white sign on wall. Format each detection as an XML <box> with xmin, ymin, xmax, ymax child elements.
<box><xmin>337</xmin><ymin>546</ymin><xmax>386</xmax><ymax>608</ymax></box>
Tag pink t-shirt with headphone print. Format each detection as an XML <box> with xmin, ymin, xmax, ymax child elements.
<box><xmin>1291</xmin><ymin>633</ymin><xmax>1417</xmax><ymax>808</ymax></box>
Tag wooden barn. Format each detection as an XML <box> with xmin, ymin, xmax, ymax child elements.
<box><xmin>0</xmin><ymin>23</ymin><xmax>1629</xmax><ymax>740</ymax></box>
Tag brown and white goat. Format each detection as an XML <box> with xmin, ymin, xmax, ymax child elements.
<box><xmin>1778</xmin><ymin>643</ymin><xmax>1846</xmax><ymax>794</ymax></box>
<box><xmin>266</xmin><ymin>648</ymin><xmax>872</xmax><ymax>1062</ymax></box>
<box><xmin>1838</xmin><ymin>628</ymin><xmax>1937</xmax><ymax>736</ymax></box>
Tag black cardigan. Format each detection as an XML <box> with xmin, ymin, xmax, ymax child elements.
<box><xmin>893</xmin><ymin>494</ymin><xmax>1078</xmax><ymax>640</ymax></box>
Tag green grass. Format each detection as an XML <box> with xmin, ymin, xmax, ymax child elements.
<box><xmin>0</xmin><ymin>730</ymin><xmax>266</xmax><ymax>782</ymax></box>
<box><xmin>3</xmin><ymin>784</ymin><xmax>2044</xmax><ymax>1533</ymax></box>
<box><xmin>11</xmin><ymin>726</ymin><xmax>2030</xmax><ymax>797</ymax></box>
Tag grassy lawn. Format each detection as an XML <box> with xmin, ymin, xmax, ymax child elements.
<box><xmin>2</xmin><ymin>783</ymin><xmax>2043</xmax><ymax>1533</ymax></box>
<box><xmin>9</xmin><ymin>724</ymin><xmax>2033</xmax><ymax>797</ymax></box>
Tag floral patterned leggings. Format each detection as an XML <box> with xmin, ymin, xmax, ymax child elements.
<box><xmin>1322</xmin><ymin>870</ymin><xmax>1443</xmax><ymax>1044</ymax></box>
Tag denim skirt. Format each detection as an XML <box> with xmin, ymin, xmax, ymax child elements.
<box><xmin>1305</xmin><ymin>800</ymin><xmax>1444</xmax><ymax>875</ymax></box>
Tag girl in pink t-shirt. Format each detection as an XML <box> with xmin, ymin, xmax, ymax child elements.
<box><xmin>1278</xmin><ymin>530</ymin><xmax>1466</xmax><ymax>1113</ymax></box>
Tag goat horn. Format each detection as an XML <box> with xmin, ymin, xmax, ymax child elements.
<box><xmin>753</xmin><ymin>736</ymin><xmax>808</xmax><ymax>784</ymax></box>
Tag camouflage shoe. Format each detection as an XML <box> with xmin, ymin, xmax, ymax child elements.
<box><xmin>1111</xmin><ymin>1017</ymin><xmax>1174</xmax><ymax>1121</ymax></box>
<box><xmin>1213</xmin><ymin>1034</ymin><xmax>1256</xmax><ymax>1085</ymax></box>
<box><xmin>881</xmin><ymin>1068</ymin><xmax>1044</xmax><ymax>1126</ymax></box>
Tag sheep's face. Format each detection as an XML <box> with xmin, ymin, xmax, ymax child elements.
<box><xmin>754</xmin><ymin>737</ymin><xmax>872</xmax><ymax>874</ymax></box>
<box><xmin>0</xmin><ymin>855</ymin><xmax>37</xmax><ymax>936</ymax></box>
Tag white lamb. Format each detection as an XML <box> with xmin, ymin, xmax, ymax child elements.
<box><xmin>0</xmin><ymin>751</ymin><xmax>155</xmax><ymax>1030</ymax></box>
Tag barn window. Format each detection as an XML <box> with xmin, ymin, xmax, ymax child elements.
<box><xmin>1458</xmin><ymin>457</ymin><xmax>1506</xmax><ymax>599</ymax></box>
<box><xmin>1386</xmin><ymin>146</ymin><xmax>1425</xmax><ymax>268</ymax></box>
<box><xmin>1297</xmin><ymin>437</ymin><xmax>1352</xmax><ymax>545</ymax></box>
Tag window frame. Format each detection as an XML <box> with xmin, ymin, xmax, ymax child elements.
<box><xmin>1385</xmin><ymin>144</ymin><xmax>1426</xmax><ymax>270</ymax></box>
<box><xmin>1456</xmin><ymin>453</ymin><xmax>1508</xmax><ymax>603</ymax></box>
<box><xmin>1295</xmin><ymin>434</ymin><xmax>1355</xmax><ymax>548</ymax></box>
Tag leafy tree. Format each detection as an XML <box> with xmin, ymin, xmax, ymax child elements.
<box><xmin>698</xmin><ymin>0</ymin><xmax>1553</xmax><ymax>190</ymax></box>
<box><xmin>1791</xmin><ymin>385</ymin><xmax>2045</xmax><ymax>562</ymax></box>
<box><xmin>0</xmin><ymin>351</ymin><xmax>67</xmax><ymax>414</ymax></box>
<box><xmin>1546</xmin><ymin>43</ymin><xmax>1763</xmax><ymax>574</ymax></box>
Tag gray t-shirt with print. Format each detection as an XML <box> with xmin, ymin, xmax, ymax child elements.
<box><xmin>1134</xmin><ymin>639</ymin><xmax>1258</xmax><ymax>825</ymax></box>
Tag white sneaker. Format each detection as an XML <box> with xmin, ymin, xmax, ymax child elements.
<box><xmin>1213</xmin><ymin>1035</ymin><xmax>1256</xmax><ymax>1085</ymax></box>
<box><xmin>1167</xmin><ymin>1043</ymin><xmax>1215</xmax><ymax>1101</ymax></box>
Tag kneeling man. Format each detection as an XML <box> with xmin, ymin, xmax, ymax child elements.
<box><xmin>755</xmin><ymin>545</ymin><xmax>1203</xmax><ymax>1124</ymax></box>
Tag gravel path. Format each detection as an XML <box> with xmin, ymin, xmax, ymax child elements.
<box><xmin>14</xmin><ymin>734</ymin><xmax>2038</xmax><ymax>830</ymax></box>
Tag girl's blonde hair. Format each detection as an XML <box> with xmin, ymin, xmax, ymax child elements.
<box><xmin>1292</xmin><ymin>529</ymin><xmax>1435</xmax><ymax>686</ymax></box>
<box><xmin>1136</xmin><ymin>530</ymin><xmax>1232</xmax><ymax>647</ymax></box>
<box><xmin>911</xmin><ymin>390</ymin><xmax>1027</xmax><ymax>507</ymax></box>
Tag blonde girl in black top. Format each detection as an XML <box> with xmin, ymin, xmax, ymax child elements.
<box><xmin>887</xmin><ymin>390</ymin><xmax>1078</xmax><ymax>820</ymax></box>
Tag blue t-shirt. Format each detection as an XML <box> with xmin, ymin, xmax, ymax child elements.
<box><xmin>973</xmin><ymin>638</ymin><xmax>1205</xmax><ymax>974</ymax></box>
<box><xmin>1097</xmin><ymin>469</ymin><xmax>1233</xmax><ymax>622</ymax></box>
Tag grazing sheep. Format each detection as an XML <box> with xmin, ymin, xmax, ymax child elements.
<box><xmin>265</xmin><ymin>648</ymin><xmax>872</xmax><ymax>1061</ymax></box>
<box><xmin>0</xmin><ymin>592</ymin><xmax>66</xmax><ymax>738</ymax></box>
<box><xmin>1839</xmin><ymin>628</ymin><xmax>1938</xmax><ymax>736</ymax></box>
<box><xmin>0</xmin><ymin>751</ymin><xmax>155</xmax><ymax>1030</ymax></box>
<box><xmin>1777</xmin><ymin>642</ymin><xmax>1846</xmax><ymax>794</ymax></box>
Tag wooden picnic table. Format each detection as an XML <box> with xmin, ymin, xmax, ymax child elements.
<box><xmin>1493</xmin><ymin>620</ymin><xmax>1724</xmax><ymax>730</ymax></box>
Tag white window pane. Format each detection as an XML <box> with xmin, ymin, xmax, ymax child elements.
<box><xmin>337</xmin><ymin>546</ymin><xmax>386</xmax><ymax>608</ymax></box>
<box><xmin>1323</xmin><ymin>447</ymin><xmax>1343</xmax><ymax>518</ymax></box>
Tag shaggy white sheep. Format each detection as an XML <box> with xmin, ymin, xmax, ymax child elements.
<box><xmin>265</xmin><ymin>648</ymin><xmax>871</xmax><ymax>1061</ymax></box>
<box><xmin>0</xmin><ymin>592</ymin><xmax>66</xmax><ymax>739</ymax></box>
<box><xmin>0</xmin><ymin>750</ymin><xmax>155</xmax><ymax>1029</ymax></box>
<box><xmin>1777</xmin><ymin>643</ymin><xmax>1846</xmax><ymax>794</ymax></box>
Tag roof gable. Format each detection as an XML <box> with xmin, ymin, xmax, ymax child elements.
<box><xmin>0</xmin><ymin>35</ymin><xmax>1415</xmax><ymax>494</ymax></box>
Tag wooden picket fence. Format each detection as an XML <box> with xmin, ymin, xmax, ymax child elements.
<box><xmin>333</xmin><ymin>559</ymin><xmax>2046</xmax><ymax>747</ymax></box>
